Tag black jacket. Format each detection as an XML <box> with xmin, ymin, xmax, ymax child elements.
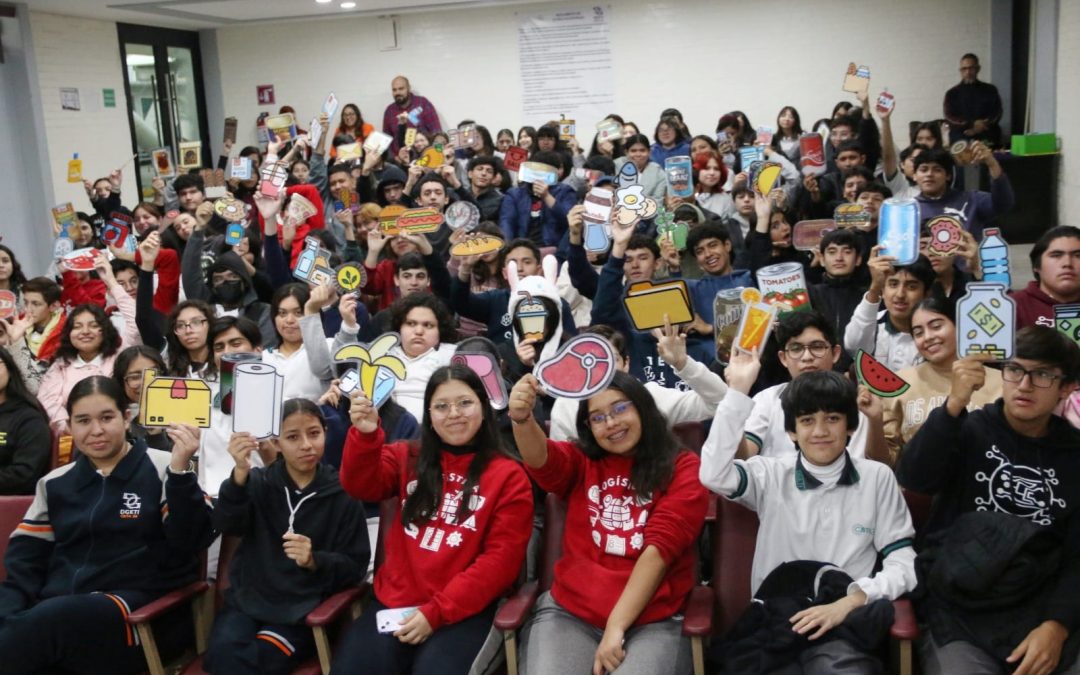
<box><xmin>181</xmin><ymin>237</ymin><xmax>276</xmax><ymax>348</ymax></box>
<box><xmin>214</xmin><ymin>459</ymin><xmax>370</xmax><ymax>624</ymax></box>
<box><xmin>0</xmin><ymin>398</ymin><xmax>50</xmax><ymax>495</ymax></box>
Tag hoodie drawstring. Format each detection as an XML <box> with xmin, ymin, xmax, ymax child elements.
<box><xmin>285</xmin><ymin>487</ymin><xmax>317</xmax><ymax>534</ymax></box>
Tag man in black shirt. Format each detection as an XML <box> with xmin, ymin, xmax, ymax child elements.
<box><xmin>943</xmin><ymin>53</ymin><xmax>1004</xmax><ymax>146</ymax></box>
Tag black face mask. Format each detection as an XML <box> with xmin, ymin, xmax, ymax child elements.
<box><xmin>214</xmin><ymin>279</ymin><xmax>245</xmax><ymax>306</ymax></box>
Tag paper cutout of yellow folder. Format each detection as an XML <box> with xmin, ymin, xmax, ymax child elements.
<box><xmin>622</xmin><ymin>279</ymin><xmax>693</xmax><ymax>331</ymax></box>
<box><xmin>138</xmin><ymin>369</ymin><xmax>212</xmax><ymax>428</ymax></box>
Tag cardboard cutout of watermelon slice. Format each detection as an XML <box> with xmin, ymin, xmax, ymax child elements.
<box><xmin>854</xmin><ymin>349</ymin><xmax>910</xmax><ymax>398</ymax></box>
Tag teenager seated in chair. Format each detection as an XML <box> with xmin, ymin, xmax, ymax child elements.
<box><xmin>700</xmin><ymin>360</ymin><xmax>917</xmax><ymax>674</ymax></box>
<box><xmin>898</xmin><ymin>327</ymin><xmax>1080</xmax><ymax>675</ymax></box>
<box><xmin>508</xmin><ymin>370</ymin><xmax>709</xmax><ymax>675</ymax></box>
<box><xmin>335</xmin><ymin>364</ymin><xmax>534</xmax><ymax>675</ymax></box>
<box><xmin>0</xmin><ymin>375</ymin><xmax>213</xmax><ymax>675</ymax></box>
<box><xmin>204</xmin><ymin>398</ymin><xmax>370</xmax><ymax>674</ymax></box>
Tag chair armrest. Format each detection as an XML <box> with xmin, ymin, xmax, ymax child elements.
<box><xmin>890</xmin><ymin>598</ymin><xmax>919</xmax><ymax>641</ymax></box>
<box><xmin>705</xmin><ymin>495</ymin><xmax>717</xmax><ymax>523</ymax></box>
<box><xmin>682</xmin><ymin>584</ymin><xmax>714</xmax><ymax>637</ymax></box>
<box><xmin>305</xmin><ymin>582</ymin><xmax>369</xmax><ymax>627</ymax></box>
<box><xmin>493</xmin><ymin>581</ymin><xmax>540</xmax><ymax>631</ymax></box>
<box><xmin>127</xmin><ymin>581</ymin><xmax>210</xmax><ymax>625</ymax></box>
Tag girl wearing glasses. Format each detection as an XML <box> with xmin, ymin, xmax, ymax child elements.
<box><xmin>134</xmin><ymin>295</ymin><xmax>215</xmax><ymax>379</ymax></box>
<box><xmin>335</xmin><ymin>364</ymin><xmax>533</xmax><ymax>675</ymax></box>
<box><xmin>508</xmin><ymin>371</ymin><xmax>709</xmax><ymax>675</ymax></box>
<box><xmin>112</xmin><ymin>345</ymin><xmax>171</xmax><ymax>451</ymax></box>
<box><xmin>880</xmin><ymin>296</ymin><xmax>1001</xmax><ymax>467</ymax></box>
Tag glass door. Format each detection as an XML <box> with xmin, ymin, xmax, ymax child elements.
<box><xmin>118</xmin><ymin>24</ymin><xmax>209</xmax><ymax>200</ymax></box>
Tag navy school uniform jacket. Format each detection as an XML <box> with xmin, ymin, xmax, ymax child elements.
<box><xmin>214</xmin><ymin>459</ymin><xmax>370</xmax><ymax>625</ymax></box>
<box><xmin>448</xmin><ymin>279</ymin><xmax>578</xmax><ymax>346</ymax></box>
<box><xmin>0</xmin><ymin>440</ymin><xmax>214</xmax><ymax>619</ymax></box>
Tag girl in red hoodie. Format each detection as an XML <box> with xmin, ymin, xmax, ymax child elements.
<box><xmin>508</xmin><ymin>371</ymin><xmax>708</xmax><ymax>675</ymax></box>
<box><xmin>335</xmin><ymin>364</ymin><xmax>533</xmax><ymax>675</ymax></box>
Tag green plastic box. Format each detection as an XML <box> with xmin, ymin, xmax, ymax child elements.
<box><xmin>1011</xmin><ymin>133</ymin><xmax>1059</xmax><ymax>156</ymax></box>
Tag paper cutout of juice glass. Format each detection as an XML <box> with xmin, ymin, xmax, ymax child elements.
<box><xmin>259</xmin><ymin>162</ymin><xmax>288</xmax><ymax>198</ymax></box>
<box><xmin>956</xmin><ymin>283</ymin><xmax>1015</xmax><ymax>360</ymax></box>
<box><xmin>334</xmin><ymin>334</ymin><xmax>407</xmax><ymax>409</ymax></box>
<box><xmin>734</xmin><ymin>288</ymin><xmax>777</xmax><ymax>354</ymax></box>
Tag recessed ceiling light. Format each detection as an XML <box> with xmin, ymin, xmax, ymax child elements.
<box><xmin>341</xmin><ymin>1</ymin><xmax>356</xmax><ymax>7</ymax></box>
<box><xmin>316</xmin><ymin>0</ymin><xmax>332</xmax><ymax>4</ymax></box>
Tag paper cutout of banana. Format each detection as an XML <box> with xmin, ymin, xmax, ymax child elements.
<box><xmin>450</xmin><ymin>235</ymin><xmax>504</xmax><ymax>257</ymax></box>
<box><xmin>334</xmin><ymin>334</ymin><xmax>408</xmax><ymax>408</ymax></box>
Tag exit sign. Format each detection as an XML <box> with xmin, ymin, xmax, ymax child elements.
<box><xmin>256</xmin><ymin>84</ymin><xmax>275</xmax><ymax>106</ymax></box>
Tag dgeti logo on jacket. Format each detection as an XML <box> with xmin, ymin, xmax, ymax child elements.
<box><xmin>587</xmin><ymin>477</ymin><xmax>651</xmax><ymax>558</ymax></box>
<box><xmin>120</xmin><ymin>492</ymin><xmax>142</xmax><ymax>519</ymax></box>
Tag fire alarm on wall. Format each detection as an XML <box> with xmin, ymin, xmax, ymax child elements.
<box><xmin>256</xmin><ymin>84</ymin><xmax>275</xmax><ymax>106</ymax></box>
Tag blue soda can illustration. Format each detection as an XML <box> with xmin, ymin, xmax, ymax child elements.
<box><xmin>878</xmin><ymin>197</ymin><xmax>919</xmax><ymax>265</ymax></box>
<box><xmin>664</xmin><ymin>155</ymin><xmax>693</xmax><ymax>198</ymax></box>
<box><xmin>738</xmin><ymin>146</ymin><xmax>763</xmax><ymax>172</ymax></box>
<box><xmin>956</xmin><ymin>283</ymin><xmax>1015</xmax><ymax>360</ymax></box>
<box><xmin>979</xmin><ymin>227</ymin><xmax>1012</xmax><ymax>289</ymax></box>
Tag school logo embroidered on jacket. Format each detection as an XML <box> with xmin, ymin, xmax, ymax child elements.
<box><xmin>120</xmin><ymin>492</ymin><xmax>142</xmax><ymax>519</ymax></box>
<box><xmin>975</xmin><ymin>444</ymin><xmax>1065</xmax><ymax>525</ymax></box>
<box><xmin>587</xmin><ymin>479</ymin><xmax>650</xmax><ymax>557</ymax></box>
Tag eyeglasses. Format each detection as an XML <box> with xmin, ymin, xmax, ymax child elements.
<box><xmin>784</xmin><ymin>341</ymin><xmax>832</xmax><ymax>358</ymax></box>
<box><xmin>174</xmin><ymin>318</ymin><xmax>208</xmax><ymax>333</ymax></box>
<box><xmin>124</xmin><ymin>371</ymin><xmax>145</xmax><ymax>386</ymax></box>
<box><xmin>999</xmin><ymin>363</ymin><xmax>1063</xmax><ymax>389</ymax></box>
<box><xmin>429</xmin><ymin>398</ymin><xmax>478</xmax><ymax>417</ymax></box>
<box><xmin>588</xmin><ymin>400</ymin><xmax>635</xmax><ymax>427</ymax></box>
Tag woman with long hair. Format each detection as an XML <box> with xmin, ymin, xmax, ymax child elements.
<box><xmin>508</xmin><ymin>371</ymin><xmax>708</xmax><ymax>675</ymax></box>
<box><xmin>329</xmin><ymin>103</ymin><xmax>373</xmax><ymax>160</ymax></box>
<box><xmin>334</xmin><ymin>365</ymin><xmax>533</xmax><ymax>675</ymax></box>
<box><xmin>909</xmin><ymin>121</ymin><xmax>944</xmax><ymax>150</ymax></box>
<box><xmin>692</xmin><ymin>150</ymin><xmax>733</xmax><ymax>219</ymax></box>
<box><xmin>770</xmin><ymin>105</ymin><xmax>803</xmax><ymax>163</ymax></box>
<box><xmin>0</xmin><ymin>346</ymin><xmax>50</xmax><ymax>494</ymax></box>
<box><xmin>0</xmin><ymin>376</ymin><xmax>212</xmax><ymax>674</ymax></box>
<box><xmin>0</xmin><ymin>244</ymin><xmax>28</xmax><ymax>299</ymax></box>
<box><xmin>517</xmin><ymin>126</ymin><xmax>538</xmax><ymax>151</ymax></box>
<box><xmin>880</xmin><ymin>296</ymin><xmax>1003</xmax><ymax>466</ymax></box>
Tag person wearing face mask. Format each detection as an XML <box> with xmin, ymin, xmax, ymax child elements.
<box><xmin>181</xmin><ymin>235</ymin><xmax>276</xmax><ymax>348</ymax></box>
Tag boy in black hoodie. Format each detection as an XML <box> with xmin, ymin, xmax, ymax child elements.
<box><xmin>206</xmin><ymin>399</ymin><xmax>370</xmax><ymax>674</ymax></box>
<box><xmin>898</xmin><ymin>327</ymin><xmax>1080</xmax><ymax>675</ymax></box>
<box><xmin>808</xmin><ymin>229</ymin><xmax>868</xmax><ymax>372</ymax></box>
<box><xmin>181</xmin><ymin>237</ymin><xmax>276</xmax><ymax>348</ymax></box>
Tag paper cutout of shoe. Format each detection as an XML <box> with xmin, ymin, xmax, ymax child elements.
<box><xmin>535</xmin><ymin>335</ymin><xmax>616</xmax><ymax>400</ymax></box>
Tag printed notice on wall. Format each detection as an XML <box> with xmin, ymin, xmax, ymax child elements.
<box><xmin>518</xmin><ymin>6</ymin><xmax>614</xmax><ymax>128</ymax></box>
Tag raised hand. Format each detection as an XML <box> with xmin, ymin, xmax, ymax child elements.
<box><xmin>349</xmin><ymin>391</ymin><xmax>379</xmax><ymax>433</ymax></box>
<box><xmin>724</xmin><ymin>346</ymin><xmax>761</xmax><ymax>394</ymax></box>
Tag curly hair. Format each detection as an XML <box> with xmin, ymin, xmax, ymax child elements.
<box><xmin>54</xmin><ymin>304</ymin><xmax>122</xmax><ymax>364</ymax></box>
<box><xmin>390</xmin><ymin>293</ymin><xmax>457</xmax><ymax>345</ymax></box>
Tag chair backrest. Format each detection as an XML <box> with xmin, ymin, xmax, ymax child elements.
<box><xmin>672</xmin><ymin>421</ymin><xmax>705</xmax><ymax>455</ymax></box>
<box><xmin>711</xmin><ymin>498</ymin><xmax>759</xmax><ymax>635</ymax></box>
<box><xmin>0</xmin><ymin>496</ymin><xmax>35</xmax><ymax>583</ymax></box>
<box><xmin>539</xmin><ymin>493</ymin><xmax>567</xmax><ymax>592</ymax></box>
<box><xmin>213</xmin><ymin>535</ymin><xmax>243</xmax><ymax>610</ymax></box>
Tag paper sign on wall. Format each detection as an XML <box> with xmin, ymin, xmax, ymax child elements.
<box><xmin>139</xmin><ymin>370</ymin><xmax>212</xmax><ymax>428</ymax></box>
<box><xmin>451</xmin><ymin>351</ymin><xmax>508</xmax><ymax>409</ymax></box>
<box><xmin>956</xmin><ymin>283</ymin><xmax>1015</xmax><ymax>360</ymax></box>
<box><xmin>231</xmin><ymin>363</ymin><xmax>284</xmax><ymax>439</ymax></box>
<box><xmin>623</xmin><ymin>279</ymin><xmax>693</xmax><ymax>331</ymax></box>
<box><xmin>534</xmin><ymin>334</ymin><xmax>616</xmax><ymax>400</ymax></box>
<box><xmin>335</xmin><ymin>334</ymin><xmax>407</xmax><ymax>408</ymax></box>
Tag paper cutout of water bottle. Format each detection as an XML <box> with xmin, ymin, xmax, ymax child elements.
<box><xmin>956</xmin><ymin>283</ymin><xmax>1015</xmax><ymax>360</ymax></box>
<box><xmin>979</xmin><ymin>227</ymin><xmax>1011</xmax><ymax>290</ymax></box>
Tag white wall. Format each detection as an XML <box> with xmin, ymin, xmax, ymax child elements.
<box><xmin>29</xmin><ymin>11</ymin><xmax>133</xmax><ymax>209</ymax></box>
<box><xmin>211</xmin><ymin>0</ymin><xmax>991</xmax><ymax>153</ymax></box>
<box><xmin>1057</xmin><ymin>0</ymin><xmax>1080</xmax><ymax>224</ymax></box>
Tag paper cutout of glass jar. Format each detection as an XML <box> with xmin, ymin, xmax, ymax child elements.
<box><xmin>451</xmin><ymin>351</ymin><xmax>508</xmax><ymax>409</ymax></box>
<box><xmin>503</xmin><ymin>146</ymin><xmax>528</xmax><ymax>172</ymax></box>
<box><xmin>950</xmin><ymin>140</ymin><xmax>974</xmax><ymax>166</ymax></box>
<box><xmin>979</xmin><ymin>228</ymin><xmax>1011</xmax><ymax>288</ymax></box>
<box><xmin>450</xmin><ymin>235</ymin><xmax>503</xmax><ymax>258</ymax></box>
<box><xmin>445</xmin><ymin>200</ymin><xmax>481</xmax><ymax>232</ymax></box>
<box><xmin>876</xmin><ymin>91</ymin><xmax>895</xmax><ymax>115</ymax></box>
<box><xmin>201</xmin><ymin>168</ymin><xmax>227</xmax><ymax>199</ymax></box>
<box><xmin>664</xmin><ymin>156</ymin><xmax>693</xmax><ymax>198</ymax></box>
<box><xmin>293</xmin><ymin>236</ymin><xmax>335</xmax><ymax>286</ymax></box>
<box><xmin>558</xmin><ymin>115</ymin><xmax>576</xmax><ymax>142</ymax></box>
<box><xmin>535</xmin><ymin>334</ymin><xmax>616</xmax><ymax>400</ymax></box>
<box><xmin>1055</xmin><ymin>304</ymin><xmax>1080</xmax><ymax>347</ymax></box>
<box><xmin>713</xmin><ymin>288</ymin><xmax>746</xmax><ymax>363</ymax></box>
<box><xmin>596</xmin><ymin>118</ymin><xmax>622</xmax><ymax>143</ymax></box>
<box><xmin>231</xmin><ymin>362</ymin><xmax>285</xmax><ymax>439</ymax></box>
<box><xmin>265</xmin><ymin>113</ymin><xmax>297</xmax><ymax>142</ymax></box>
<box><xmin>102</xmin><ymin>212</ymin><xmax>133</xmax><ymax>249</ymax></box>
<box><xmin>334</xmin><ymin>334</ymin><xmax>408</xmax><ymax>409</ymax></box>
<box><xmin>854</xmin><ymin>350</ymin><xmax>910</xmax><ymax>398</ymax></box>
<box><xmin>622</xmin><ymin>279</ymin><xmax>694</xmax><ymax>331</ymax></box>
<box><xmin>842</xmin><ymin>63</ymin><xmax>871</xmax><ymax>95</ymax></box>
<box><xmin>178</xmin><ymin>141</ymin><xmax>202</xmax><ymax>170</ymax></box>
<box><xmin>259</xmin><ymin>162</ymin><xmax>289</xmax><ymax>199</ymax></box>
<box><xmin>363</xmin><ymin>131</ymin><xmax>393</xmax><ymax>157</ymax></box>
<box><xmin>219</xmin><ymin>352</ymin><xmax>261</xmax><ymax>414</ymax></box>
<box><xmin>613</xmin><ymin>185</ymin><xmax>658</xmax><ymax>229</ymax></box>
<box><xmin>229</xmin><ymin>157</ymin><xmax>253</xmax><ymax>180</ymax></box>
<box><xmin>214</xmin><ymin>197</ymin><xmax>247</xmax><ymax>223</ymax></box>
<box><xmin>584</xmin><ymin>186</ymin><xmax>614</xmax><ymax>223</ymax></box>
<box><xmin>337</xmin><ymin>143</ymin><xmax>363</xmax><ymax>162</ymax></box>
<box><xmin>834</xmin><ymin>204</ymin><xmax>872</xmax><ymax>231</ymax></box>
<box><xmin>757</xmin><ymin>261</ymin><xmax>811</xmax><ymax>313</ymax></box>
<box><xmin>792</xmin><ymin>220</ymin><xmax>837</xmax><ymax>251</ymax></box>
<box><xmin>956</xmin><ymin>283</ymin><xmax>1015</xmax><ymax>360</ymax></box>
<box><xmin>51</xmin><ymin>202</ymin><xmax>76</xmax><ymax>232</ymax></box>
<box><xmin>519</xmin><ymin>162</ymin><xmax>558</xmax><ymax>186</ymax></box>
<box><xmin>398</xmin><ymin>207</ymin><xmax>444</xmax><ymax>234</ymax></box>
<box><xmin>378</xmin><ymin>205</ymin><xmax>406</xmax><ymax>236</ymax></box>
<box><xmin>799</xmin><ymin>134</ymin><xmax>826</xmax><ymax>177</ymax></box>
<box><xmin>733</xmin><ymin>288</ymin><xmax>778</xmax><ymax>354</ymax></box>
<box><xmin>0</xmin><ymin>290</ymin><xmax>16</xmax><ymax>320</ymax></box>
<box><xmin>878</xmin><ymin>197</ymin><xmax>919</xmax><ymax>265</ymax></box>
<box><xmin>138</xmin><ymin>369</ymin><xmax>212</xmax><ymax>428</ymax></box>
<box><xmin>335</xmin><ymin>263</ymin><xmax>366</xmax><ymax>294</ymax></box>
<box><xmin>754</xmin><ymin>162</ymin><xmax>783</xmax><ymax>196</ymax></box>
<box><xmin>61</xmin><ymin>248</ymin><xmax>99</xmax><ymax>272</ymax></box>
<box><xmin>926</xmin><ymin>216</ymin><xmax>964</xmax><ymax>256</ymax></box>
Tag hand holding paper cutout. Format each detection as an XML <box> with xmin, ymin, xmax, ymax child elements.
<box><xmin>534</xmin><ymin>334</ymin><xmax>617</xmax><ymax>400</ymax></box>
<box><xmin>348</xmin><ymin>390</ymin><xmax>380</xmax><ymax>433</ymax></box>
<box><xmin>335</xmin><ymin>334</ymin><xmax>408</xmax><ymax>408</ymax></box>
<box><xmin>508</xmin><ymin>374</ymin><xmax>543</xmax><ymax>424</ymax></box>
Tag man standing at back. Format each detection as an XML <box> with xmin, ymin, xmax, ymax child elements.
<box><xmin>382</xmin><ymin>75</ymin><xmax>441</xmax><ymax>155</ymax></box>
<box><xmin>943</xmin><ymin>53</ymin><xmax>1003</xmax><ymax>146</ymax></box>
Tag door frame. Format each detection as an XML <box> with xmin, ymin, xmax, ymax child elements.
<box><xmin>117</xmin><ymin>22</ymin><xmax>211</xmax><ymax>197</ymax></box>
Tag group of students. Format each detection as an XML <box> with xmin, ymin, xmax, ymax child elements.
<box><xmin>0</xmin><ymin>67</ymin><xmax>1079</xmax><ymax>675</ymax></box>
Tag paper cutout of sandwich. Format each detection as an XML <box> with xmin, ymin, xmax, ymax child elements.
<box><xmin>450</xmin><ymin>235</ymin><xmax>504</xmax><ymax>257</ymax></box>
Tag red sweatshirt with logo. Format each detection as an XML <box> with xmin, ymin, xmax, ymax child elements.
<box><xmin>528</xmin><ymin>440</ymin><xmax>708</xmax><ymax>629</ymax></box>
<box><xmin>340</xmin><ymin>426</ymin><xmax>533</xmax><ymax>630</ymax></box>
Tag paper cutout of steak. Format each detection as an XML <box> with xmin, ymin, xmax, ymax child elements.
<box><xmin>535</xmin><ymin>334</ymin><xmax>616</xmax><ymax>400</ymax></box>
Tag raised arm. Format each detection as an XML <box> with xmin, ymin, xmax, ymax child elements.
<box><xmin>699</xmin><ymin>348</ymin><xmax>762</xmax><ymax>502</ymax></box>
